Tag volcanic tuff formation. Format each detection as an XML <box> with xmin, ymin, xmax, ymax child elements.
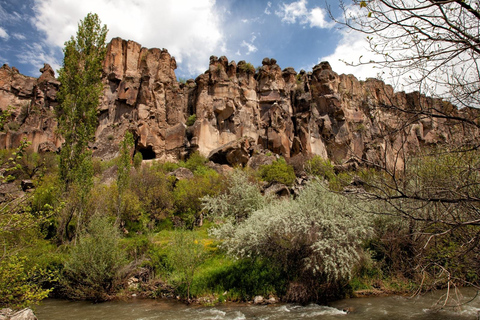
<box><xmin>0</xmin><ymin>37</ymin><xmax>478</xmax><ymax>169</ymax></box>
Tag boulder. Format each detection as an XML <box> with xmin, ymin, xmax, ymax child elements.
<box><xmin>253</xmin><ymin>295</ymin><xmax>264</xmax><ymax>304</ymax></box>
<box><xmin>168</xmin><ymin>167</ymin><xmax>194</xmax><ymax>181</ymax></box>
<box><xmin>264</xmin><ymin>182</ymin><xmax>290</xmax><ymax>198</ymax></box>
<box><xmin>21</xmin><ymin>180</ymin><xmax>34</xmax><ymax>191</ymax></box>
<box><xmin>0</xmin><ymin>309</ymin><xmax>37</xmax><ymax>320</ymax></box>
<box><xmin>207</xmin><ymin>137</ymin><xmax>254</xmax><ymax>167</ymax></box>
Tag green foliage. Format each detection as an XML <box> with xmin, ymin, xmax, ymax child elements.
<box><xmin>56</xmin><ymin>13</ymin><xmax>108</xmax><ymax>188</ymax></box>
<box><xmin>213</xmin><ymin>180</ymin><xmax>373</xmax><ymax>302</ymax></box>
<box><xmin>203</xmin><ymin>169</ymin><xmax>269</xmax><ymax>226</ymax></box>
<box><xmin>130</xmin><ymin>166</ymin><xmax>175</xmax><ymax>222</ymax></box>
<box><xmin>197</xmin><ymin>258</ymin><xmax>287</xmax><ymax>301</ymax></box>
<box><xmin>173</xmin><ymin>170</ymin><xmax>224</xmax><ymax>229</ymax></box>
<box><xmin>166</xmin><ymin>229</ymin><xmax>206</xmax><ymax>300</ymax></box>
<box><xmin>305</xmin><ymin>156</ymin><xmax>335</xmax><ymax>180</ymax></box>
<box><xmin>186</xmin><ymin>114</ymin><xmax>196</xmax><ymax>126</ymax></box>
<box><xmin>0</xmin><ymin>138</ymin><xmax>30</xmax><ymax>183</ymax></box>
<box><xmin>6</xmin><ymin>122</ymin><xmax>20</xmax><ymax>132</ymax></box>
<box><xmin>305</xmin><ymin>156</ymin><xmax>353</xmax><ymax>191</ymax></box>
<box><xmin>61</xmin><ymin>214</ymin><xmax>126</xmax><ymax>301</ymax></box>
<box><xmin>0</xmin><ymin>107</ymin><xmax>12</xmax><ymax>131</ymax></box>
<box><xmin>116</xmin><ymin>132</ymin><xmax>134</xmax><ymax>222</ymax></box>
<box><xmin>259</xmin><ymin>157</ymin><xmax>296</xmax><ymax>186</ymax></box>
<box><xmin>180</xmin><ymin>151</ymin><xmax>208</xmax><ymax>173</ymax></box>
<box><xmin>0</xmin><ymin>140</ymin><xmax>58</xmax><ymax>309</ymax></box>
<box><xmin>56</xmin><ymin>13</ymin><xmax>108</xmax><ymax>242</ymax></box>
<box><xmin>0</xmin><ymin>256</ymin><xmax>54</xmax><ymax>309</ymax></box>
<box><xmin>239</xmin><ymin>62</ymin><xmax>256</xmax><ymax>74</ymax></box>
<box><xmin>133</xmin><ymin>152</ymin><xmax>143</xmax><ymax>169</ymax></box>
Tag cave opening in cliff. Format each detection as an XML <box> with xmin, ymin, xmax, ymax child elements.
<box><xmin>137</xmin><ymin>146</ymin><xmax>156</xmax><ymax>160</ymax></box>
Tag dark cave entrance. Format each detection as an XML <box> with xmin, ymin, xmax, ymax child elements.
<box><xmin>137</xmin><ymin>145</ymin><xmax>156</xmax><ymax>160</ymax></box>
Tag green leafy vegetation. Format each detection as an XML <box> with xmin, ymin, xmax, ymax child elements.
<box><xmin>259</xmin><ymin>157</ymin><xmax>296</xmax><ymax>186</ymax></box>
<box><xmin>61</xmin><ymin>215</ymin><xmax>126</xmax><ymax>301</ymax></box>
<box><xmin>207</xmin><ymin>179</ymin><xmax>372</xmax><ymax>302</ymax></box>
<box><xmin>56</xmin><ymin>13</ymin><xmax>108</xmax><ymax>243</ymax></box>
<box><xmin>239</xmin><ymin>62</ymin><xmax>255</xmax><ymax>74</ymax></box>
<box><xmin>186</xmin><ymin>114</ymin><xmax>197</xmax><ymax>126</ymax></box>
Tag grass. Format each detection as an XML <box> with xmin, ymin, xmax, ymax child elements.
<box><xmin>139</xmin><ymin>222</ymin><xmax>286</xmax><ymax>302</ymax></box>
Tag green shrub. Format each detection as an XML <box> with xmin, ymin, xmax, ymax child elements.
<box><xmin>153</xmin><ymin>161</ymin><xmax>180</xmax><ymax>173</ymax></box>
<box><xmin>133</xmin><ymin>152</ymin><xmax>143</xmax><ymax>169</ymax></box>
<box><xmin>203</xmin><ymin>169</ymin><xmax>270</xmax><ymax>226</ymax></box>
<box><xmin>130</xmin><ymin>166</ymin><xmax>175</xmax><ymax>222</ymax></box>
<box><xmin>6</xmin><ymin>121</ymin><xmax>20</xmax><ymax>132</ymax></box>
<box><xmin>173</xmin><ymin>170</ymin><xmax>224</xmax><ymax>228</ymax></box>
<box><xmin>239</xmin><ymin>62</ymin><xmax>255</xmax><ymax>74</ymax></box>
<box><xmin>0</xmin><ymin>255</ymin><xmax>54</xmax><ymax>309</ymax></box>
<box><xmin>61</xmin><ymin>215</ymin><xmax>127</xmax><ymax>301</ymax></box>
<box><xmin>259</xmin><ymin>157</ymin><xmax>296</xmax><ymax>186</ymax></box>
<box><xmin>166</xmin><ymin>229</ymin><xmax>206</xmax><ymax>300</ymax></box>
<box><xmin>181</xmin><ymin>151</ymin><xmax>208</xmax><ymax>173</ymax></box>
<box><xmin>213</xmin><ymin>180</ymin><xmax>373</xmax><ymax>302</ymax></box>
<box><xmin>305</xmin><ymin>156</ymin><xmax>335</xmax><ymax>180</ymax></box>
<box><xmin>186</xmin><ymin>114</ymin><xmax>196</xmax><ymax>127</ymax></box>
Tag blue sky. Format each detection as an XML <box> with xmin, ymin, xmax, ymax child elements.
<box><xmin>0</xmin><ymin>0</ymin><xmax>379</xmax><ymax>80</ymax></box>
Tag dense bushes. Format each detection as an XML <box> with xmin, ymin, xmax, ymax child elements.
<box><xmin>61</xmin><ymin>215</ymin><xmax>126</xmax><ymax>301</ymax></box>
<box><xmin>259</xmin><ymin>157</ymin><xmax>296</xmax><ymax>186</ymax></box>
<box><xmin>5</xmin><ymin>140</ymin><xmax>479</xmax><ymax>308</ymax></box>
<box><xmin>205</xmin><ymin>178</ymin><xmax>373</xmax><ymax>302</ymax></box>
<box><xmin>203</xmin><ymin>169</ymin><xmax>269</xmax><ymax>225</ymax></box>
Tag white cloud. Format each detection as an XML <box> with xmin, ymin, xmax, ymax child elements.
<box><xmin>319</xmin><ymin>30</ymin><xmax>380</xmax><ymax>79</ymax></box>
<box><xmin>31</xmin><ymin>0</ymin><xmax>224</xmax><ymax>76</ymax></box>
<box><xmin>0</xmin><ymin>27</ymin><xmax>9</xmax><ymax>40</ymax></box>
<box><xmin>12</xmin><ymin>33</ymin><xmax>26</xmax><ymax>40</ymax></box>
<box><xmin>241</xmin><ymin>40</ymin><xmax>257</xmax><ymax>55</ymax></box>
<box><xmin>276</xmin><ymin>0</ymin><xmax>308</xmax><ymax>24</ymax></box>
<box><xmin>264</xmin><ymin>2</ymin><xmax>272</xmax><ymax>15</ymax></box>
<box><xmin>309</xmin><ymin>7</ymin><xmax>331</xmax><ymax>28</ymax></box>
<box><xmin>241</xmin><ymin>34</ymin><xmax>258</xmax><ymax>55</ymax></box>
<box><xmin>276</xmin><ymin>0</ymin><xmax>332</xmax><ymax>29</ymax></box>
<box><xmin>17</xmin><ymin>42</ymin><xmax>61</xmax><ymax>75</ymax></box>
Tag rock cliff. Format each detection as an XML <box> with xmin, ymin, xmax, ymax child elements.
<box><xmin>0</xmin><ymin>37</ymin><xmax>478</xmax><ymax>169</ymax></box>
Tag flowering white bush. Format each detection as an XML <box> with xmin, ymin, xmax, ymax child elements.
<box><xmin>210</xmin><ymin>179</ymin><xmax>372</xmax><ymax>283</ymax></box>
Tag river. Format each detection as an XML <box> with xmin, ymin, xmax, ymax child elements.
<box><xmin>35</xmin><ymin>289</ymin><xmax>480</xmax><ymax>320</ymax></box>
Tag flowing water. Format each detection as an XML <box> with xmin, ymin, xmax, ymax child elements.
<box><xmin>35</xmin><ymin>289</ymin><xmax>480</xmax><ymax>320</ymax></box>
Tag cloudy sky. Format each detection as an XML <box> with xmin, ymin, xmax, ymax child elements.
<box><xmin>0</xmin><ymin>0</ymin><xmax>380</xmax><ymax>81</ymax></box>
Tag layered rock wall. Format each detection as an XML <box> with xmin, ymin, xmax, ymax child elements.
<box><xmin>0</xmin><ymin>38</ymin><xmax>478</xmax><ymax>169</ymax></box>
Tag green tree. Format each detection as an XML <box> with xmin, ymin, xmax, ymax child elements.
<box><xmin>0</xmin><ymin>140</ymin><xmax>56</xmax><ymax>309</ymax></box>
<box><xmin>167</xmin><ymin>230</ymin><xmax>206</xmax><ymax>301</ymax></box>
<box><xmin>56</xmin><ymin>13</ymin><xmax>108</xmax><ymax>241</ymax></box>
<box><xmin>116</xmin><ymin>132</ymin><xmax>134</xmax><ymax>223</ymax></box>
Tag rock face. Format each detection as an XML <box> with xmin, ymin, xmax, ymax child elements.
<box><xmin>0</xmin><ymin>63</ymin><xmax>61</xmax><ymax>152</ymax></box>
<box><xmin>0</xmin><ymin>38</ymin><xmax>478</xmax><ymax>169</ymax></box>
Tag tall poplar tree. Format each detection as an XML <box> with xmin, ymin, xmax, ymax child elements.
<box><xmin>56</xmin><ymin>13</ymin><xmax>108</xmax><ymax>240</ymax></box>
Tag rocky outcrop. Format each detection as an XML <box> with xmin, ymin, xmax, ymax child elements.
<box><xmin>0</xmin><ymin>38</ymin><xmax>478</xmax><ymax>170</ymax></box>
<box><xmin>0</xmin><ymin>63</ymin><xmax>61</xmax><ymax>152</ymax></box>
